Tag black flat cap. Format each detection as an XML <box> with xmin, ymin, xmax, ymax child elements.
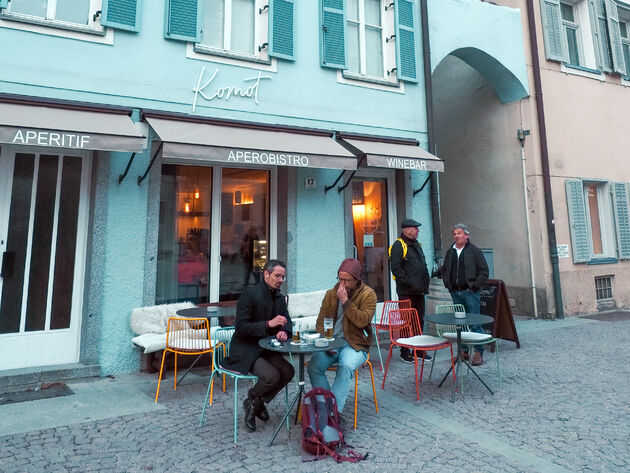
<box><xmin>401</xmin><ymin>218</ymin><xmax>421</xmax><ymax>228</ymax></box>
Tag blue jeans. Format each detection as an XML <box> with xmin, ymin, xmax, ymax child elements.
<box><xmin>450</xmin><ymin>290</ymin><xmax>485</xmax><ymax>355</ymax></box>
<box><xmin>307</xmin><ymin>343</ymin><xmax>367</xmax><ymax>414</ymax></box>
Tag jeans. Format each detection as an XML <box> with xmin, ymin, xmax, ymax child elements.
<box><xmin>449</xmin><ymin>290</ymin><xmax>485</xmax><ymax>355</ymax></box>
<box><xmin>307</xmin><ymin>343</ymin><xmax>367</xmax><ymax>414</ymax></box>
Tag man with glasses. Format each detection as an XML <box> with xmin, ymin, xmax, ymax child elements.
<box><xmin>307</xmin><ymin>258</ymin><xmax>376</xmax><ymax>415</ymax></box>
<box><xmin>222</xmin><ymin>259</ymin><xmax>294</xmax><ymax>433</ymax></box>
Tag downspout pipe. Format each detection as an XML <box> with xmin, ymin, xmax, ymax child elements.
<box><xmin>420</xmin><ymin>0</ymin><xmax>442</xmax><ymax>261</ymax></box>
<box><xmin>525</xmin><ymin>0</ymin><xmax>564</xmax><ymax>318</ymax></box>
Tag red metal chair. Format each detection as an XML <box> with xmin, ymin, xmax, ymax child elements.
<box><xmin>372</xmin><ymin>299</ymin><xmax>411</xmax><ymax>371</ymax></box>
<box><xmin>381</xmin><ymin>308</ymin><xmax>456</xmax><ymax>401</ymax></box>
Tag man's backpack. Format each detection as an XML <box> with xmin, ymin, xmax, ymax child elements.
<box><xmin>387</xmin><ymin>238</ymin><xmax>408</xmax><ymax>280</ymax></box>
<box><xmin>301</xmin><ymin>388</ymin><xmax>366</xmax><ymax>463</ymax></box>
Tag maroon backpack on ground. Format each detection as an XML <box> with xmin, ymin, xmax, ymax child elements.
<box><xmin>301</xmin><ymin>387</ymin><xmax>367</xmax><ymax>463</ymax></box>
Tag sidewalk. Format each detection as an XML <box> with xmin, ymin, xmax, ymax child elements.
<box><xmin>1</xmin><ymin>312</ymin><xmax>629</xmax><ymax>472</ymax></box>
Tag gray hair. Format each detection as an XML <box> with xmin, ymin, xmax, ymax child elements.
<box><xmin>452</xmin><ymin>223</ymin><xmax>470</xmax><ymax>235</ymax></box>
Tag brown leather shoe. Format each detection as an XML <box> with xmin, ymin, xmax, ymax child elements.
<box><xmin>471</xmin><ymin>352</ymin><xmax>483</xmax><ymax>366</ymax></box>
<box><xmin>462</xmin><ymin>351</ymin><xmax>470</xmax><ymax>361</ymax></box>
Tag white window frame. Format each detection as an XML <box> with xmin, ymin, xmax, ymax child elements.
<box><xmin>341</xmin><ymin>0</ymin><xmax>398</xmax><ymax>88</ymax></box>
<box><xmin>618</xmin><ymin>7</ymin><xmax>630</xmax><ymax>76</ymax></box>
<box><xmin>1</xmin><ymin>0</ymin><xmax>104</xmax><ymax>36</ymax></box>
<box><xmin>583</xmin><ymin>181</ymin><xmax>616</xmax><ymax>260</ymax></box>
<box><xmin>559</xmin><ymin>0</ymin><xmax>599</xmax><ymax>70</ymax></box>
<box><xmin>194</xmin><ymin>0</ymin><xmax>270</xmax><ymax>66</ymax></box>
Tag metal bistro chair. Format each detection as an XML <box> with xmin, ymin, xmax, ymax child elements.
<box><xmin>155</xmin><ymin>317</ymin><xmax>213</xmax><ymax>403</ymax></box>
<box><xmin>382</xmin><ymin>308</ymin><xmax>455</xmax><ymax>401</ymax></box>
<box><xmin>372</xmin><ymin>299</ymin><xmax>412</xmax><ymax>371</ymax></box>
<box><xmin>433</xmin><ymin>304</ymin><xmax>500</xmax><ymax>387</ymax></box>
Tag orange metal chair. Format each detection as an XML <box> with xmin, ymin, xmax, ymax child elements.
<box><xmin>381</xmin><ymin>308</ymin><xmax>456</xmax><ymax>401</ymax></box>
<box><xmin>372</xmin><ymin>299</ymin><xmax>412</xmax><ymax>371</ymax></box>
<box><xmin>155</xmin><ymin>317</ymin><xmax>214</xmax><ymax>403</ymax></box>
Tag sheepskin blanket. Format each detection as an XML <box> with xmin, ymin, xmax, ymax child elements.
<box><xmin>287</xmin><ymin>290</ymin><xmax>327</xmax><ymax>318</ymax></box>
<box><xmin>130</xmin><ymin>301</ymin><xmax>195</xmax><ymax>336</ymax></box>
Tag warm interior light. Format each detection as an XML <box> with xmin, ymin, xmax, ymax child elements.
<box><xmin>352</xmin><ymin>204</ymin><xmax>366</xmax><ymax>221</ymax></box>
<box><xmin>194</xmin><ymin>190</ymin><xmax>200</xmax><ymax>199</ymax></box>
<box><xmin>184</xmin><ymin>200</ymin><xmax>191</xmax><ymax>213</ymax></box>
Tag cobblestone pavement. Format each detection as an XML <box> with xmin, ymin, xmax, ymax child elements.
<box><xmin>1</xmin><ymin>313</ymin><xmax>629</xmax><ymax>472</ymax></box>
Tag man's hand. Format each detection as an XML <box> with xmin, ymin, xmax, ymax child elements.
<box><xmin>337</xmin><ymin>284</ymin><xmax>348</xmax><ymax>304</ymax></box>
<box><xmin>276</xmin><ymin>331</ymin><xmax>288</xmax><ymax>342</ymax></box>
<box><xmin>269</xmin><ymin>315</ymin><xmax>287</xmax><ymax>328</ymax></box>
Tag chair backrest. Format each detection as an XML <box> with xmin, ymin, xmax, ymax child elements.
<box><xmin>388</xmin><ymin>308</ymin><xmax>422</xmax><ymax>342</ymax></box>
<box><xmin>214</xmin><ymin>327</ymin><xmax>235</xmax><ymax>352</ymax></box>
<box><xmin>165</xmin><ymin>317</ymin><xmax>210</xmax><ymax>352</ymax></box>
<box><xmin>434</xmin><ymin>304</ymin><xmax>465</xmax><ymax>335</ymax></box>
<box><xmin>379</xmin><ymin>299</ymin><xmax>412</xmax><ymax>325</ymax></box>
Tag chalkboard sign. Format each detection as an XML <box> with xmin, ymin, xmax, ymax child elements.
<box><xmin>480</xmin><ymin>279</ymin><xmax>520</xmax><ymax>348</ymax></box>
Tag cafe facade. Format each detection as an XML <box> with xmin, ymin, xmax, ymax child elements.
<box><xmin>0</xmin><ymin>0</ymin><xmax>528</xmax><ymax>378</ymax></box>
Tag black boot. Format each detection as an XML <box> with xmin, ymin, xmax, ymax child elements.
<box><xmin>243</xmin><ymin>397</ymin><xmax>257</xmax><ymax>432</ymax></box>
<box><xmin>254</xmin><ymin>398</ymin><xmax>270</xmax><ymax>422</ymax></box>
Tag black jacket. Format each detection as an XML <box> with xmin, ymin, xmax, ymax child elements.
<box><xmin>441</xmin><ymin>241</ymin><xmax>489</xmax><ymax>292</ymax></box>
<box><xmin>221</xmin><ymin>280</ymin><xmax>292</xmax><ymax>374</ymax></box>
<box><xmin>390</xmin><ymin>235</ymin><xmax>430</xmax><ymax>295</ymax></box>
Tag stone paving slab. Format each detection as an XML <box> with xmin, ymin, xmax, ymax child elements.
<box><xmin>1</xmin><ymin>314</ymin><xmax>629</xmax><ymax>472</ymax></box>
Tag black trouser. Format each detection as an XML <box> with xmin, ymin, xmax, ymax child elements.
<box><xmin>248</xmin><ymin>350</ymin><xmax>295</xmax><ymax>403</ymax></box>
<box><xmin>397</xmin><ymin>293</ymin><xmax>426</xmax><ymax>358</ymax></box>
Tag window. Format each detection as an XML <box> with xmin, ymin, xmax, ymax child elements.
<box><xmin>560</xmin><ymin>1</ymin><xmax>582</xmax><ymax>66</ymax></box>
<box><xmin>565</xmin><ymin>180</ymin><xmax>630</xmax><ymax>263</ymax></box>
<box><xmin>595</xmin><ymin>275</ymin><xmax>613</xmax><ymax>300</ymax></box>
<box><xmin>320</xmin><ymin>0</ymin><xmax>417</xmax><ymax>84</ymax></box>
<box><xmin>3</xmin><ymin>0</ymin><xmax>103</xmax><ymax>33</ymax></box>
<box><xmin>619</xmin><ymin>8</ymin><xmax>630</xmax><ymax>75</ymax></box>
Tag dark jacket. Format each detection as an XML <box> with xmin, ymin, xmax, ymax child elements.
<box><xmin>222</xmin><ymin>280</ymin><xmax>291</xmax><ymax>374</ymax></box>
<box><xmin>441</xmin><ymin>241</ymin><xmax>489</xmax><ymax>292</ymax></box>
<box><xmin>315</xmin><ymin>282</ymin><xmax>376</xmax><ymax>353</ymax></box>
<box><xmin>390</xmin><ymin>235</ymin><xmax>430</xmax><ymax>295</ymax></box>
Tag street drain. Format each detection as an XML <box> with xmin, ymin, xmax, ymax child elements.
<box><xmin>0</xmin><ymin>382</ymin><xmax>74</xmax><ymax>405</ymax></box>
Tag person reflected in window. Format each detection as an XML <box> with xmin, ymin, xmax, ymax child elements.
<box><xmin>240</xmin><ymin>226</ymin><xmax>260</xmax><ymax>289</ymax></box>
<box><xmin>177</xmin><ymin>231</ymin><xmax>208</xmax><ymax>301</ymax></box>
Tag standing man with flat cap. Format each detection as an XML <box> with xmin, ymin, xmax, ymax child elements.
<box><xmin>389</xmin><ymin>218</ymin><xmax>431</xmax><ymax>363</ymax></box>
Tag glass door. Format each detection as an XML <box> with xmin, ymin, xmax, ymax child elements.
<box><xmin>0</xmin><ymin>147</ymin><xmax>90</xmax><ymax>370</ymax></box>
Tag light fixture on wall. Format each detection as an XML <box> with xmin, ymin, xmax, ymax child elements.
<box><xmin>234</xmin><ymin>190</ymin><xmax>254</xmax><ymax>206</ymax></box>
<box><xmin>183</xmin><ymin>197</ymin><xmax>191</xmax><ymax>213</ymax></box>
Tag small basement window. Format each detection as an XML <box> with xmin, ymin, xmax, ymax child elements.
<box><xmin>595</xmin><ymin>275</ymin><xmax>613</xmax><ymax>301</ymax></box>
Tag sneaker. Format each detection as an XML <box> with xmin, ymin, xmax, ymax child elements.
<box><xmin>422</xmin><ymin>353</ymin><xmax>432</xmax><ymax>361</ymax></box>
<box><xmin>400</xmin><ymin>352</ymin><xmax>414</xmax><ymax>363</ymax></box>
<box><xmin>471</xmin><ymin>352</ymin><xmax>483</xmax><ymax>366</ymax></box>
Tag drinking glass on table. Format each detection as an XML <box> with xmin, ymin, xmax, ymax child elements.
<box><xmin>292</xmin><ymin>321</ymin><xmax>301</xmax><ymax>343</ymax></box>
<box><xmin>323</xmin><ymin>318</ymin><xmax>334</xmax><ymax>339</ymax></box>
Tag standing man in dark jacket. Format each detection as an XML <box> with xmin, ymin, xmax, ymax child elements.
<box><xmin>441</xmin><ymin>223</ymin><xmax>489</xmax><ymax>366</ymax></box>
<box><xmin>222</xmin><ymin>259</ymin><xmax>294</xmax><ymax>432</ymax></box>
<box><xmin>390</xmin><ymin>218</ymin><xmax>430</xmax><ymax>363</ymax></box>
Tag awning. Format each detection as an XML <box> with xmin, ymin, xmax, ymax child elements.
<box><xmin>146</xmin><ymin>116</ymin><xmax>357</xmax><ymax>170</ymax></box>
<box><xmin>0</xmin><ymin>102</ymin><xmax>146</xmax><ymax>152</ymax></box>
<box><xmin>339</xmin><ymin>137</ymin><xmax>444</xmax><ymax>172</ymax></box>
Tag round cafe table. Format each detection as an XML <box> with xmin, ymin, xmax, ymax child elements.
<box><xmin>424</xmin><ymin>312</ymin><xmax>494</xmax><ymax>401</ymax></box>
<box><xmin>259</xmin><ymin>335</ymin><xmax>346</xmax><ymax>447</ymax></box>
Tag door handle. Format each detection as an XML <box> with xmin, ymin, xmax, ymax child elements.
<box><xmin>1</xmin><ymin>251</ymin><xmax>15</xmax><ymax>278</ymax></box>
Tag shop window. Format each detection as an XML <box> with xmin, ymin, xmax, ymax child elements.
<box><xmin>595</xmin><ymin>275</ymin><xmax>613</xmax><ymax>300</ymax></box>
<box><xmin>320</xmin><ymin>0</ymin><xmax>417</xmax><ymax>85</ymax></box>
<box><xmin>565</xmin><ymin>180</ymin><xmax>630</xmax><ymax>264</ymax></box>
<box><xmin>165</xmin><ymin>0</ymin><xmax>294</xmax><ymax>64</ymax></box>
<box><xmin>2</xmin><ymin>0</ymin><xmax>104</xmax><ymax>33</ymax></box>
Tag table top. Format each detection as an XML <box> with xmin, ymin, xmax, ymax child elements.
<box><xmin>425</xmin><ymin>312</ymin><xmax>494</xmax><ymax>326</ymax></box>
<box><xmin>258</xmin><ymin>336</ymin><xmax>346</xmax><ymax>354</ymax></box>
<box><xmin>176</xmin><ymin>306</ymin><xmax>236</xmax><ymax>319</ymax></box>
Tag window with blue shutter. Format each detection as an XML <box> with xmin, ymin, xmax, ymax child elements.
<box><xmin>566</xmin><ymin>179</ymin><xmax>591</xmax><ymax>263</ymax></box>
<box><xmin>540</xmin><ymin>0</ymin><xmax>567</xmax><ymax>62</ymax></box>
<box><xmin>394</xmin><ymin>0</ymin><xmax>417</xmax><ymax>82</ymax></box>
<box><xmin>269</xmin><ymin>0</ymin><xmax>295</xmax><ymax>60</ymax></box>
<box><xmin>604</xmin><ymin>0</ymin><xmax>626</xmax><ymax>73</ymax></box>
<box><xmin>612</xmin><ymin>182</ymin><xmax>630</xmax><ymax>259</ymax></box>
<box><xmin>102</xmin><ymin>0</ymin><xmax>141</xmax><ymax>32</ymax></box>
<box><xmin>165</xmin><ymin>0</ymin><xmax>200</xmax><ymax>42</ymax></box>
<box><xmin>320</xmin><ymin>0</ymin><xmax>347</xmax><ymax>69</ymax></box>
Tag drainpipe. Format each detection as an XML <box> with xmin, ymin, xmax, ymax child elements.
<box><xmin>420</xmin><ymin>0</ymin><xmax>442</xmax><ymax>261</ymax></box>
<box><xmin>525</xmin><ymin>0</ymin><xmax>564</xmax><ymax>318</ymax></box>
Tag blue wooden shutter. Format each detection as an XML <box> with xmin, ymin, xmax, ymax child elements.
<box><xmin>0</xmin><ymin>0</ymin><xmax>8</xmax><ymax>10</ymax></box>
<box><xmin>269</xmin><ymin>0</ymin><xmax>295</xmax><ymax>60</ymax></box>
<box><xmin>164</xmin><ymin>0</ymin><xmax>200</xmax><ymax>42</ymax></box>
<box><xmin>540</xmin><ymin>0</ymin><xmax>567</xmax><ymax>62</ymax></box>
<box><xmin>394</xmin><ymin>0</ymin><xmax>418</xmax><ymax>82</ymax></box>
<box><xmin>604</xmin><ymin>0</ymin><xmax>626</xmax><ymax>73</ymax></box>
<box><xmin>101</xmin><ymin>0</ymin><xmax>141</xmax><ymax>32</ymax></box>
<box><xmin>612</xmin><ymin>182</ymin><xmax>630</xmax><ymax>259</ymax></box>
<box><xmin>591</xmin><ymin>0</ymin><xmax>613</xmax><ymax>71</ymax></box>
<box><xmin>565</xmin><ymin>179</ymin><xmax>590</xmax><ymax>263</ymax></box>
<box><xmin>320</xmin><ymin>0</ymin><xmax>347</xmax><ymax>69</ymax></box>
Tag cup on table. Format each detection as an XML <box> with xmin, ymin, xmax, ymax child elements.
<box><xmin>292</xmin><ymin>321</ymin><xmax>301</xmax><ymax>343</ymax></box>
<box><xmin>454</xmin><ymin>311</ymin><xmax>466</xmax><ymax>319</ymax></box>
<box><xmin>323</xmin><ymin>318</ymin><xmax>334</xmax><ymax>339</ymax></box>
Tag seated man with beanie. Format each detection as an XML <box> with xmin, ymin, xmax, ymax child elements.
<box><xmin>307</xmin><ymin>258</ymin><xmax>376</xmax><ymax>415</ymax></box>
<box><xmin>221</xmin><ymin>259</ymin><xmax>295</xmax><ymax>432</ymax></box>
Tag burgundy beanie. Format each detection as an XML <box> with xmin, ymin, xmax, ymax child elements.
<box><xmin>338</xmin><ymin>258</ymin><xmax>363</xmax><ymax>281</ymax></box>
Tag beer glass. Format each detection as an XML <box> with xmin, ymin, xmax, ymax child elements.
<box><xmin>292</xmin><ymin>321</ymin><xmax>301</xmax><ymax>343</ymax></box>
<box><xmin>323</xmin><ymin>318</ymin><xmax>334</xmax><ymax>339</ymax></box>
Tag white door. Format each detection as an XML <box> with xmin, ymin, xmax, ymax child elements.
<box><xmin>0</xmin><ymin>146</ymin><xmax>90</xmax><ymax>370</ymax></box>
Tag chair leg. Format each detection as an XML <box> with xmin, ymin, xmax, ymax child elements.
<box><xmin>233</xmin><ymin>378</ymin><xmax>239</xmax><ymax>444</ymax></box>
<box><xmin>381</xmin><ymin>345</ymin><xmax>394</xmax><ymax>389</ymax></box>
<box><xmin>353</xmin><ymin>369</ymin><xmax>359</xmax><ymax>430</ymax></box>
<box><xmin>368</xmin><ymin>361</ymin><xmax>378</xmax><ymax>414</ymax></box>
<box><xmin>173</xmin><ymin>353</ymin><xmax>178</xmax><ymax>391</ymax></box>
<box><xmin>154</xmin><ymin>350</ymin><xmax>169</xmax><ymax>403</ymax></box>
<box><xmin>495</xmin><ymin>340</ymin><xmax>500</xmax><ymax>387</ymax></box>
<box><xmin>373</xmin><ymin>327</ymin><xmax>384</xmax><ymax>372</ymax></box>
<box><xmin>429</xmin><ymin>351</ymin><xmax>436</xmax><ymax>379</ymax></box>
<box><xmin>413</xmin><ymin>351</ymin><xmax>420</xmax><ymax>402</ymax></box>
<box><xmin>285</xmin><ymin>385</ymin><xmax>290</xmax><ymax>431</ymax></box>
<box><xmin>200</xmin><ymin>370</ymin><xmax>217</xmax><ymax>426</ymax></box>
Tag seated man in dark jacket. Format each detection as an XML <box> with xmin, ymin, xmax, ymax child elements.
<box><xmin>222</xmin><ymin>259</ymin><xmax>294</xmax><ymax>432</ymax></box>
